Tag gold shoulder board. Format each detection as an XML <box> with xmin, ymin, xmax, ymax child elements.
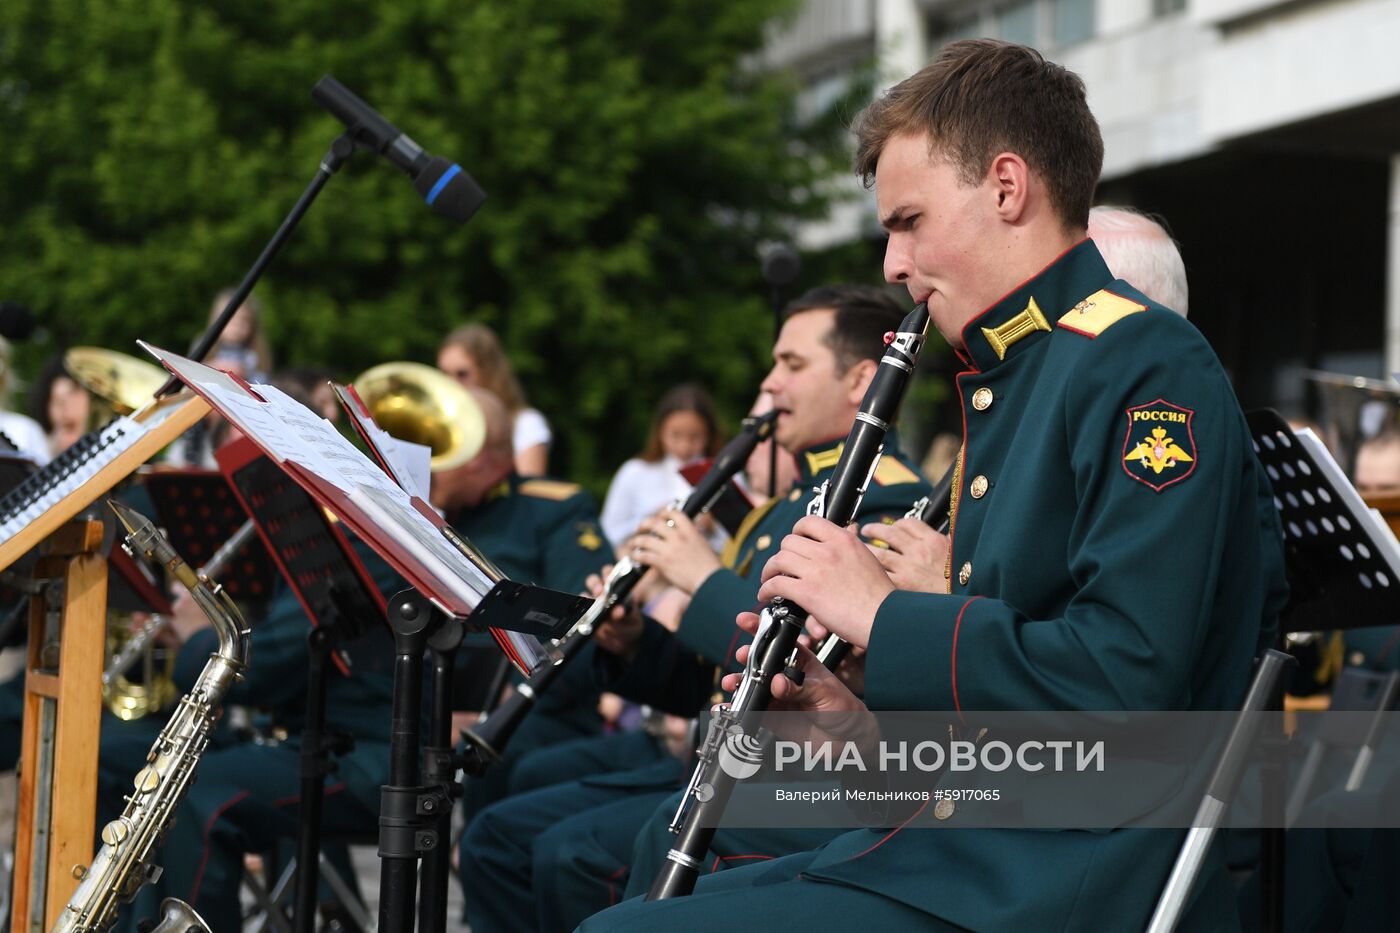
<box><xmin>519</xmin><ymin>479</ymin><xmax>581</xmax><ymax>501</ymax></box>
<box><xmin>872</xmin><ymin>457</ymin><xmax>921</xmax><ymax>486</ymax></box>
<box><xmin>1057</xmin><ymin>289</ymin><xmax>1147</xmax><ymax>338</ymax></box>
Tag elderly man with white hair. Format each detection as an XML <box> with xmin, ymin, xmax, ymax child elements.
<box><xmin>1088</xmin><ymin>204</ymin><xmax>1189</xmax><ymax>317</ymax></box>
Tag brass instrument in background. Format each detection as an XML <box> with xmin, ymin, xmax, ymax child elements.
<box><xmin>352</xmin><ymin>361</ymin><xmax>486</xmax><ymax>472</ymax></box>
<box><xmin>63</xmin><ymin>346</ymin><xmax>168</xmax><ymax>429</ymax></box>
<box><xmin>63</xmin><ymin>347</ymin><xmax>184</xmax><ymax>720</ymax></box>
<box><xmin>102</xmin><ymin>613</ymin><xmax>178</xmax><ymax>722</ymax></box>
<box><xmin>102</xmin><ymin>519</ymin><xmax>259</xmax><ymax>719</ymax></box>
<box><xmin>51</xmin><ymin>501</ymin><xmax>250</xmax><ymax>933</ymax></box>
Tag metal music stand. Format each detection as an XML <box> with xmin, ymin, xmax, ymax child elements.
<box><xmin>219</xmin><ymin>438</ymin><xmax>389</xmax><ymax>933</ymax></box>
<box><xmin>1148</xmin><ymin>408</ymin><xmax>1400</xmax><ymax>932</ymax></box>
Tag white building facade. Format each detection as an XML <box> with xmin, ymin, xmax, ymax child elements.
<box><xmin>769</xmin><ymin>0</ymin><xmax>1400</xmax><ymax>422</ymax></box>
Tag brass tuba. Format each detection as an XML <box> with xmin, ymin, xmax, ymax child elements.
<box><xmin>352</xmin><ymin>361</ymin><xmax>487</xmax><ymax>472</ymax></box>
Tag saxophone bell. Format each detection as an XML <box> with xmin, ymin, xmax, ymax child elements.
<box><xmin>144</xmin><ymin>898</ymin><xmax>211</xmax><ymax>933</ymax></box>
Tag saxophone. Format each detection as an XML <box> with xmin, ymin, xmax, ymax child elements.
<box><xmin>50</xmin><ymin>500</ymin><xmax>252</xmax><ymax>933</ymax></box>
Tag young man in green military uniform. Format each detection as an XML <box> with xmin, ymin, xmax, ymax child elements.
<box><xmin>458</xmin><ymin>285</ymin><xmax>931</xmax><ymax>933</ymax></box>
<box><xmin>582</xmin><ymin>38</ymin><xmax>1288</xmax><ymax>933</ymax></box>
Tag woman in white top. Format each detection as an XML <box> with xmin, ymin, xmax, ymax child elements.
<box><xmin>600</xmin><ymin>383</ymin><xmax>721</xmax><ymax>551</ymax></box>
<box><xmin>437</xmin><ymin>323</ymin><xmax>552</xmax><ymax>476</ymax></box>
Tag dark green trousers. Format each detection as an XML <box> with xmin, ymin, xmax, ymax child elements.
<box><xmin>459</xmin><ymin>733</ymin><xmax>676</xmax><ymax>933</ymax></box>
<box><xmin>622</xmin><ymin>787</ymin><xmax>844</xmax><ymax>900</ymax></box>
<box><xmin>578</xmin><ymin>849</ymin><xmax>963</xmax><ymax>932</ymax></box>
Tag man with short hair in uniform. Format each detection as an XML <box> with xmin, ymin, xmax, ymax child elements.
<box><xmin>458</xmin><ymin>285</ymin><xmax>931</xmax><ymax>933</ymax></box>
<box><xmin>583</xmin><ymin>38</ymin><xmax>1287</xmax><ymax>933</ymax></box>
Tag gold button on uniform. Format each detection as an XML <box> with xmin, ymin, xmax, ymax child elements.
<box><xmin>970</xmin><ymin>475</ymin><xmax>989</xmax><ymax>499</ymax></box>
<box><xmin>756</xmin><ymin>535</ymin><xmax>772</xmax><ymax>550</ymax></box>
<box><xmin>958</xmin><ymin>562</ymin><xmax>972</xmax><ymax>586</ymax></box>
<box><xmin>789</xmin><ymin>489</ymin><xmax>801</xmax><ymax>502</ymax></box>
<box><xmin>934</xmin><ymin>799</ymin><xmax>956</xmax><ymax>820</ymax></box>
<box><xmin>972</xmin><ymin>387</ymin><xmax>994</xmax><ymax>411</ymax></box>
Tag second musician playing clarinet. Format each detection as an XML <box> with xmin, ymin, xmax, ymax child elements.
<box><xmin>457</xmin><ymin>285</ymin><xmax>931</xmax><ymax>933</ymax></box>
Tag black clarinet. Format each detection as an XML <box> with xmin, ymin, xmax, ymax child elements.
<box><xmin>815</xmin><ymin>456</ymin><xmax>955</xmax><ymax>670</ymax></box>
<box><xmin>648</xmin><ymin>303</ymin><xmax>929</xmax><ymax>900</ymax></box>
<box><xmin>458</xmin><ymin>409</ymin><xmax>780</xmax><ymax>774</ymax></box>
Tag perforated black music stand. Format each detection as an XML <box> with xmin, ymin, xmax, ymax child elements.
<box><xmin>1151</xmin><ymin>410</ymin><xmax>1400</xmax><ymax>933</ymax></box>
<box><xmin>1250</xmin><ymin>409</ymin><xmax>1400</xmax><ymax>634</ymax></box>
<box><xmin>1246</xmin><ymin>410</ymin><xmax>1397</xmax><ymax>933</ymax></box>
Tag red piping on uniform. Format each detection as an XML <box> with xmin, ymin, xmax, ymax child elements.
<box><xmin>712</xmin><ymin>853</ymin><xmax>774</xmax><ymax>873</ymax></box>
<box><xmin>189</xmin><ymin>790</ymin><xmax>252</xmax><ymax>903</ymax></box>
<box><xmin>272</xmin><ymin>782</ymin><xmax>347</xmax><ymax>808</ymax></box>
<box><xmin>946</xmin><ymin>369</ymin><xmax>974</xmax><ymax>611</ymax></box>
<box><xmin>605</xmin><ymin>864</ymin><xmax>629</xmax><ymax>905</ymax></box>
<box><xmin>841</xmin><ymin>798</ymin><xmax>931</xmax><ymax>861</ymax></box>
<box><xmin>951</xmin><ymin>597</ymin><xmax>982</xmax><ymax>721</ymax></box>
<box><xmin>957</xmin><ymin>238</ymin><xmax>1089</xmax><ymax>353</ymax></box>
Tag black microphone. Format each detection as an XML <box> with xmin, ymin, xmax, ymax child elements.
<box><xmin>0</xmin><ymin>303</ymin><xmax>35</xmax><ymax>342</ymax></box>
<box><xmin>759</xmin><ymin>242</ymin><xmax>801</xmax><ymax>289</ymax></box>
<box><xmin>311</xmin><ymin>75</ymin><xmax>485</xmax><ymax>224</ymax></box>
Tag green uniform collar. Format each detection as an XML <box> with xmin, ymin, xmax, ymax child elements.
<box><xmin>959</xmin><ymin>238</ymin><xmax>1112</xmax><ymax>372</ymax></box>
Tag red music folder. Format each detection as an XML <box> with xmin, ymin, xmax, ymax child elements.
<box><xmin>216</xmin><ymin>434</ymin><xmax>388</xmax><ymax>676</ymax></box>
<box><xmin>138</xmin><ymin>342</ymin><xmax>545</xmax><ymax>675</ymax></box>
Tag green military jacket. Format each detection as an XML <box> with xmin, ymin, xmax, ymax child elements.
<box><xmin>449</xmin><ymin>473</ymin><xmax>609</xmax><ymax>596</ymax></box>
<box><xmin>598</xmin><ymin>436</ymin><xmax>931</xmax><ymax>714</ymax></box>
<box><xmin>449</xmin><ymin>473</ymin><xmax>610</xmax><ymax>723</ymax></box>
<box><xmin>802</xmin><ymin>240</ymin><xmax>1290</xmax><ymax>931</ymax></box>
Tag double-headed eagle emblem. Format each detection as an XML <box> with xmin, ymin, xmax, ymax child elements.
<box><xmin>1125</xmin><ymin>426</ymin><xmax>1193</xmax><ymax>475</ymax></box>
<box><xmin>1121</xmin><ymin>399</ymin><xmax>1197</xmax><ymax>492</ymax></box>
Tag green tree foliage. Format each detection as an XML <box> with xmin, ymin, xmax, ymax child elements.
<box><xmin>0</xmin><ymin>0</ymin><xmax>873</xmax><ymax>489</ymax></box>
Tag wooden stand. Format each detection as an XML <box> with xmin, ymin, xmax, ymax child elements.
<box><xmin>11</xmin><ymin>520</ymin><xmax>108</xmax><ymax>933</ymax></box>
<box><xmin>1362</xmin><ymin>489</ymin><xmax>1400</xmax><ymax>540</ymax></box>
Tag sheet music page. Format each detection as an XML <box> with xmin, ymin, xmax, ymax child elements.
<box><xmin>349</xmin><ymin>483</ymin><xmax>497</xmax><ymax>610</ymax></box>
<box><xmin>331</xmin><ymin>383</ymin><xmax>432</xmax><ymax>500</ymax></box>
<box><xmin>143</xmin><ymin>345</ymin><xmax>502</xmax><ymax>613</ymax></box>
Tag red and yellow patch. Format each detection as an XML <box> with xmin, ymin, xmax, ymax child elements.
<box><xmin>1122</xmin><ymin>399</ymin><xmax>1196</xmax><ymax>492</ymax></box>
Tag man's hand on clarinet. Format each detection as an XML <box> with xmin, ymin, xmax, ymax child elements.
<box><xmin>585</xmin><ymin>568</ymin><xmax>645</xmax><ymax>661</ymax></box>
<box><xmin>723</xmin><ymin>612</ymin><xmax>876</xmax><ymax>752</ymax></box>
<box><xmin>627</xmin><ymin>507</ymin><xmax>721</xmax><ymax>595</ymax></box>
<box><xmin>863</xmin><ymin>518</ymin><xmax>951</xmax><ymax>594</ymax></box>
<box><xmin>757</xmin><ymin>515</ymin><xmax>893</xmax><ymax>650</ymax></box>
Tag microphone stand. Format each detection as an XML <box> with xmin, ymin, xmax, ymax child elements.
<box><xmin>760</xmin><ymin>244</ymin><xmax>799</xmax><ymax>498</ymax></box>
<box><xmin>155</xmin><ymin>132</ymin><xmax>358</xmax><ymax>397</ymax></box>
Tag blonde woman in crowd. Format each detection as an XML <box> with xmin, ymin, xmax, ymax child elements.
<box><xmin>437</xmin><ymin>323</ymin><xmax>552</xmax><ymax>475</ymax></box>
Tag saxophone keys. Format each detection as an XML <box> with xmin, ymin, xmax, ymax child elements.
<box><xmin>71</xmin><ymin>864</ymin><xmax>88</xmax><ymax>880</ymax></box>
<box><xmin>101</xmin><ymin>819</ymin><xmax>130</xmax><ymax>846</ymax></box>
<box><xmin>133</xmin><ymin>766</ymin><xmax>161</xmax><ymax>794</ymax></box>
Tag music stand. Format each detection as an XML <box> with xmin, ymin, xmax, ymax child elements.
<box><xmin>1250</xmin><ymin>410</ymin><xmax>1400</xmax><ymax>931</ymax></box>
<box><xmin>1151</xmin><ymin>410</ymin><xmax>1400</xmax><ymax>932</ymax></box>
<box><xmin>141</xmin><ymin>466</ymin><xmax>277</xmax><ymax>607</ymax></box>
<box><xmin>217</xmin><ymin>435</ymin><xmax>388</xmax><ymax>933</ymax></box>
